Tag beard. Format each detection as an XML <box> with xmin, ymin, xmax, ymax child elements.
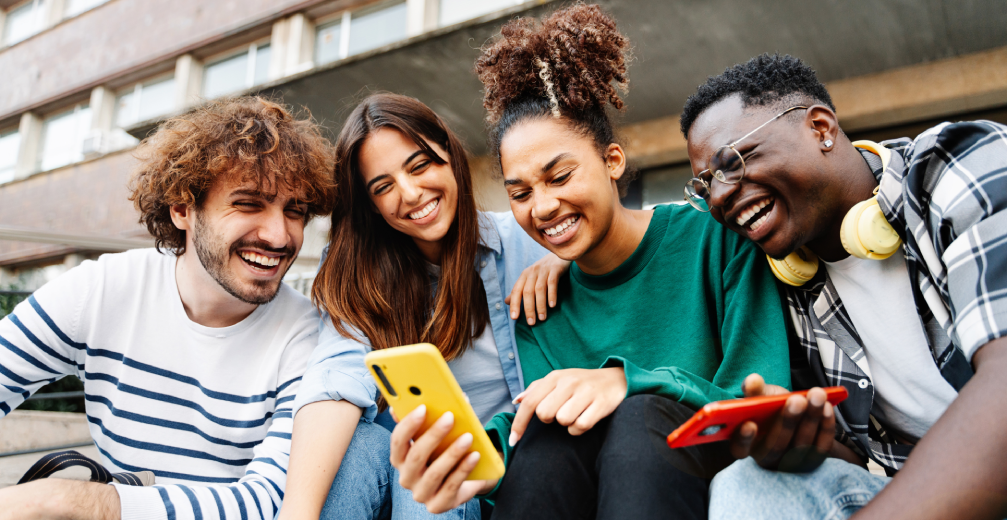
<box><xmin>192</xmin><ymin>212</ymin><xmax>294</xmax><ymax>305</ymax></box>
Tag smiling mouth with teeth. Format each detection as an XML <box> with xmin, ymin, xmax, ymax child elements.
<box><xmin>239</xmin><ymin>251</ymin><xmax>282</xmax><ymax>269</ymax></box>
<box><xmin>543</xmin><ymin>216</ymin><xmax>580</xmax><ymax>237</ymax></box>
<box><xmin>408</xmin><ymin>198</ymin><xmax>439</xmax><ymax>220</ymax></box>
<box><xmin>735</xmin><ymin>197</ymin><xmax>775</xmax><ymax>233</ymax></box>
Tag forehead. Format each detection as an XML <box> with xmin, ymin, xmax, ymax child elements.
<box><xmin>686</xmin><ymin>95</ymin><xmax>775</xmax><ymax>162</ymax></box>
<box><xmin>211</xmin><ymin>174</ymin><xmax>306</xmax><ymax>203</ymax></box>
<box><xmin>499</xmin><ymin>118</ymin><xmax>593</xmax><ymax>180</ymax></box>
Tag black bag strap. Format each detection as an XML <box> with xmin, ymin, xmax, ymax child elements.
<box><xmin>18</xmin><ymin>450</ymin><xmax>149</xmax><ymax>486</ymax></box>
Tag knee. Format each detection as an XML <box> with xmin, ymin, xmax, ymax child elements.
<box><xmin>342</xmin><ymin>420</ymin><xmax>392</xmax><ymax>472</ymax></box>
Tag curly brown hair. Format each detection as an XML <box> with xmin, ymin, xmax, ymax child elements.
<box><xmin>476</xmin><ymin>3</ymin><xmax>630</xmax><ymax>124</ymax></box>
<box><xmin>128</xmin><ymin>97</ymin><xmax>337</xmax><ymax>254</ymax></box>
<box><xmin>475</xmin><ymin>3</ymin><xmax>636</xmax><ymax>194</ymax></box>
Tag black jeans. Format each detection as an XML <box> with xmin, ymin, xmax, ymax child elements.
<box><xmin>490</xmin><ymin>394</ymin><xmax>735</xmax><ymax>520</ymax></box>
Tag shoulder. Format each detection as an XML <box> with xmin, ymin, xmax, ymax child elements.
<box><xmin>264</xmin><ymin>284</ymin><xmax>319</xmax><ymax>333</ymax></box>
<box><xmin>35</xmin><ymin>249</ymin><xmax>167</xmax><ymax>301</ymax></box>
<box><xmin>479</xmin><ymin>210</ymin><xmax>548</xmax><ymax>259</ymax></box>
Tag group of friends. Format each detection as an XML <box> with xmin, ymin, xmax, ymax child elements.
<box><xmin>1</xmin><ymin>4</ymin><xmax>1005</xmax><ymax>520</ymax></box>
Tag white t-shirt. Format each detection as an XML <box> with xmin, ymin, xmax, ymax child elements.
<box><xmin>824</xmin><ymin>250</ymin><xmax>958</xmax><ymax>442</ymax></box>
<box><xmin>448</xmin><ymin>323</ymin><xmax>516</xmax><ymax>425</ymax></box>
<box><xmin>0</xmin><ymin>249</ymin><xmax>319</xmax><ymax>520</ymax></box>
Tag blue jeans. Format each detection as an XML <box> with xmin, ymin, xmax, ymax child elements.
<box><xmin>319</xmin><ymin>421</ymin><xmax>482</xmax><ymax>520</ymax></box>
<box><xmin>709</xmin><ymin>457</ymin><xmax>890</xmax><ymax>520</ymax></box>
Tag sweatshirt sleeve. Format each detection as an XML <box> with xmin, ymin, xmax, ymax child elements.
<box><xmin>291</xmin><ymin>314</ymin><xmax>378</xmax><ymax>422</ymax></box>
<box><xmin>714</xmin><ymin>236</ymin><xmax>792</xmax><ymax>394</ymax></box>
<box><xmin>113</xmin><ymin>321</ymin><xmax>316</xmax><ymax>520</ymax></box>
<box><xmin>0</xmin><ymin>262</ymin><xmax>94</xmax><ymax>416</ymax></box>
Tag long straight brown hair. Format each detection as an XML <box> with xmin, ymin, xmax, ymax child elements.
<box><xmin>312</xmin><ymin>93</ymin><xmax>489</xmax><ymax>361</ymax></box>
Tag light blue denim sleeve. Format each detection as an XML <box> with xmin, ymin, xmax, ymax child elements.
<box><xmin>291</xmin><ymin>312</ymin><xmax>379</xmax><ymax>422</ymax></box>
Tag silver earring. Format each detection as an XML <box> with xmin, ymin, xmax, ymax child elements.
<box><xmin>824</xmin><ymin>139</ymin><xmax>833</xmax><ymax>148</ymax></box>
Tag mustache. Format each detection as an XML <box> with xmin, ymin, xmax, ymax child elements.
<box><xmin>230</xmin><ymin>240</ymin><xmax>296</xmax><ymax>258</ymax></box>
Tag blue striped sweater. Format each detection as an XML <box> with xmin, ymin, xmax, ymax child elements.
<box><xmin>0</xmin><ymin>249</ymin><xmax>319</xmax><ymax>520</ymax></box>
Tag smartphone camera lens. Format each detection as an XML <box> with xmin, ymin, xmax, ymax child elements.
<box><xmin>409</xmin><ymin>386</ymin><xmax>421</xmax><ymax>396</ymax></box>
<box><xmin>372</xmin><ymin>365</ymin><xmax>397</xmax><ymax>397</ymax></box>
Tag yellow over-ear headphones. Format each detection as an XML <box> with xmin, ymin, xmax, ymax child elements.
<box><xmin>767</xmin><ymin>140</ymin><xmax>903</xmax><ymax>286</ymax></box>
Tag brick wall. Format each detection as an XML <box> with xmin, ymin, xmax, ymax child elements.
<box><xmin>0</xmin><ymin>150</ymin><xmax>147</xmax><ymax>264</ymax></box>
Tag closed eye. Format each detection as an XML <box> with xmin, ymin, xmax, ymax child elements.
<box><xmin>509</xmin><ymin>190</ymin><xmax>531</xmax><ymax>202</ymax></box>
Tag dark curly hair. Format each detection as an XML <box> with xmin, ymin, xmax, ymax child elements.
<box><xmin>475</xmin><ymin>3</ymin><xmax>637</xmax><ymax>195</ymax></box>
<box><xmin>680</xmin><ymin>53</ymin><xmax>836</xmax><ymax>139</ymax></box>
<box><xmin>128</xmin><ymin>96</ymin><xmax>337</xmax><ymax>254</ymax></box>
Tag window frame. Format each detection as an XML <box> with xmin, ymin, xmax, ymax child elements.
<box><xmin>2</xmin><ymin>0</ymin><xmax>48</xmax><ymax>46</ymax></box>
<box><xmin>114</xmin><ymin>73</ymin><xmax>176</xmax><ymax>129</ymax></box>
<box><xmin>0</xmin><ymin>127</ymin><xmax>21</xmax><ymax>185</ymax></box>
<box><xmin>314</xmin><ymin>0</ymin><xmax>408</xmax><ymax>66</ymax></box>
<box><xmin>38</xmin><ymin>102</ymin><xmax>92</xmax><ymax>172</ymax></box>
<box><xmin>201</xmin><ymin>39</ymin><xmax>273</xmax><ymax>100</ymax></box>
<box><xmin>63</xmin><ymin>0</ymin><xmax>109</xmax><ymax>19</ymax></box>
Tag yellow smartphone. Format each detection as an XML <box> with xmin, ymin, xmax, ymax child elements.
<box><xmin>365</xmin><ymin>343</ymin><xmax>506</xmax><ymax>481</ymax></box>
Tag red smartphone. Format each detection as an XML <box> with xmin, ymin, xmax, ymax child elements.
<box><xmin>666</xmin><ymin>387</ymin><xmax>848</xmax><ymax>449</ymax></box>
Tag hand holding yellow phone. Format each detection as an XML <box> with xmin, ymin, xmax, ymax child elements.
<box><xmin>365</xmin><ymin>343</ymin><xmax>506</xmax><ymax>481</ymax></box>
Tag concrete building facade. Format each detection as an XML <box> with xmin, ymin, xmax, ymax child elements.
<box><xmin>1</xmin><ymin>0</ymin><xmax>1006</xmax><ymax>289</ymax></box>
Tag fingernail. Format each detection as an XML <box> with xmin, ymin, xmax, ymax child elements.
<box><xmin>512</xmin><ymin>391</ymin><xmax>526</xmax><ymax>404</ymax></box>
<box><xmin>467</xmin><ymin>451</ymin><xmax>481</xmax><ymax>465</ymax></box>
<box><xmin>412</xmin><ymin>405</ymin><xmax>426</xmax><ymax>420</ymax></box>
<box><xmin>508</xmin><ymin>431</ymin><xmax>518</xmax><ymax>447</ymax></box>
<box><xmin>457</xmin><ymin>432</ymin><xmax>473</xmax><ymax>449</ymax></box>
<box><xmin>527</xmin><ymin>318</ymin><xmax>534</xmax><ymax>325</ymax></box>
<box><xmin>549</xmin><ymin>301</ymin><xmax>555</xmax><ymax>308</ymax></box>
<box><xmin>438</xmin><ymin>411</ymin><xmax>454</xmax><ymax>428</ymax></box>
<box><xmin>538</xmin><ymin>313</ymin><xmax>545</xmax><ymax>320</ymax></box>
<box><xmin>824</xmin><ymin>403</ymin><xmax>834</xmax><ymax>418</ymax></box>
<box><xmin>809</xmin><ymin>391</ymin><xmax>825</xmax><ymax>407</ymax></box>
<box><xmin>511</xmin><ymin>312</ymin><xmax>518</xmax><ymax>319</ymax></box>
<box><xmin>788</xmin><ymin>399</ymin><xmax>802</xmax><ymax>414</ymax></box>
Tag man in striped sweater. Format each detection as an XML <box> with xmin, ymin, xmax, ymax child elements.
<box><xmin>0</xmin><ymin>97</ymin><xmax>336</xmax><ymax>520</ymax></box>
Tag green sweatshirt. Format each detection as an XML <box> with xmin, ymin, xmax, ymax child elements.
<box><xmin>485</xmin><ymin>203</ymin><xmax>791</xmax><ymax>483</ymax></box>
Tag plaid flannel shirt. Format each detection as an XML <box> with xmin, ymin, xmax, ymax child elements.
<box><xmin>785</xmin><ymin>120</ymin><xmax>1007</xmax><ymax>474</ymax></box>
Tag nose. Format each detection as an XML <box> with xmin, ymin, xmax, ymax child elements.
<box><xmin>257</xmin><ymin>206</ymin><xmax>290</xmax><ymax>248</ymax></box>
<box><xmin>707</xmin><ymin>178</ymin><xmax>741</xmax><ymax>213</ymax></box>
<box><xmin>531</xmin><ymin>191</ymin><xmax>560</xmax><ymax>222</ymax></box>
<box><xmin>399</xmin><ymin>176</ymin><xmax>423</xmax><ymax>207</ymax></box>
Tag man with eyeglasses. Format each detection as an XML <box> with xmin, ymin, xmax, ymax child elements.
<box><xmin>679</xmin><ymin>53</ymin><xmax>1007</xmax><ymax>520</ymax></box>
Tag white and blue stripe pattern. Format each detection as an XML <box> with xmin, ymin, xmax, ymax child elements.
<box><xmin>0</xmin><ymin>249</ymin><xmax>319</xmax><ymax>520</ymax></box>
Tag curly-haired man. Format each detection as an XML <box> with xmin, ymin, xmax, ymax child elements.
<box><xmin>682</xmin><ymin>54</ymin><xmax>1007</xmax><ymax>520</ymax></box>
<box><xmin>0</xmin><ymin>97</ymin><xmax>336</xmax><ymax>520</ymax></box>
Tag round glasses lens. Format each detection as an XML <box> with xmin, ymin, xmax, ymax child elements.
<box><xmin>684</xmin><ymin>179</ymin><xmax>710</xmax><ymax>212</ymax></box>
<box><xmin>708</xmin><ymin>146</ymin><xmax>745</xmax><ymax>184</ymax></box>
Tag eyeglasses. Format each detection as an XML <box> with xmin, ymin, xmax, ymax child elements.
<box><xmin>684</xmin><ymin>106</ymin><xmax>808</xmax><ymax>212</ymax></box>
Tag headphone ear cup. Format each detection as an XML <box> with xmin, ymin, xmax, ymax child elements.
<box><xmin>841</xmin><ymin>198</ymin><xmax>901</xmax><ymax>260</ymax></box>
<box><xmin>767</xmin><ymin>247</ymin><xmax>819</xmax><ymax>286</ymax></box>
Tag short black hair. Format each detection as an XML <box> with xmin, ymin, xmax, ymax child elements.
<box><xmin>680</xmin><ymin>53</ymin><xmax>835</xmax><ymax>138</ymax></box>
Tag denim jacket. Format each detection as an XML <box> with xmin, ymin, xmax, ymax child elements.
<box><xmin>292</xmin><ymin>211</ymin><xmax>549</xmax><ymax>421</ymax></box>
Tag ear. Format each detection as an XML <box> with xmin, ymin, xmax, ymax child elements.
<box><xmin>806</xmin><ymin>105</ymin><xmax>841</xmax><ymax>151</ymax></box>
<box><xmin>170</xmin><ymin>203</ymin><xmax>194</xmax><ymax>232</ymax></box>
<box><xmin>604</xmin><ymin>143</ymin><xmax>628</xmax><ymax>181</ymax></box>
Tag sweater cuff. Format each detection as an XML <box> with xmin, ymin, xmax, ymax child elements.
<box><xmin>112</xmin><ymin>484</ymin><xmax>168</xmax><ymax>520</ymax></box>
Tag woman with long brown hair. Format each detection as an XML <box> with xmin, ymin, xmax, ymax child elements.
<box><xmin>277</xmin><ymin>93</ymin><xmax>566</xmax><ymax>520</ymax></box>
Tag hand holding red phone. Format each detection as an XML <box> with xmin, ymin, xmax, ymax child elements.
<box><xmin>730</xmin><ymin>374</ymin><xmax>835</xmax><ymax>471</ymax></box>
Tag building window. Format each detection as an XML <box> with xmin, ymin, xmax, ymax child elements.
<box><xmin>315</xmin><ymin>1</ymin><xmax>407</xmax><ymax>65</ymax></box>
<box><xmin>3</xmin><ymin>0</ymin><xmax>48</xmax><ymax>46</ymax></box>
<box><xmin>64</xmin><ymin>0</ymin><xmax>108</xmax><ymax>18</ymax></box>
<box><xmin>39</xmin><ymin>104</ymin><xmax>92</xmax><ymax>172</ymax></box>
<box><xmin>115</xmin><ymin>76</ymin><xmax>175</xmax><ymax>128</ymax></box>
<box><xmin>0</xmin><ymin>129</ymin><xmax>20</xmax><ymax>184</ymax></box>
<box><xmin>639</xmin><ymin>163</ymin><xmax>694</xmax><ymax>209</ymax></box>
<box><xmin>203</xmin><ymin>42</ymin><xmax>272</xmax><ymax>99</ymax></box>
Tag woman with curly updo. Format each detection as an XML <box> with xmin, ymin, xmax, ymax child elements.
<box><xmin>390</xmin><ymin>5</ymin><xmax>793</xmax><ymax>519</ymax></box>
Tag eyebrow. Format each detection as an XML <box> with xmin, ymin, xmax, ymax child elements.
<box><xmin>231</xmin><ymin>189</ymin><xmax>275</xmax><ymax>203</ymax></box>
<box><xmin>503</xmin><ymin>152</ymin><xmax>573</xmax><ymax>187</ymax></box>
<box><xmin>365</xmin><ymin>150</ymin><xmax>428</xmax><ymax>191</ymax></box>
